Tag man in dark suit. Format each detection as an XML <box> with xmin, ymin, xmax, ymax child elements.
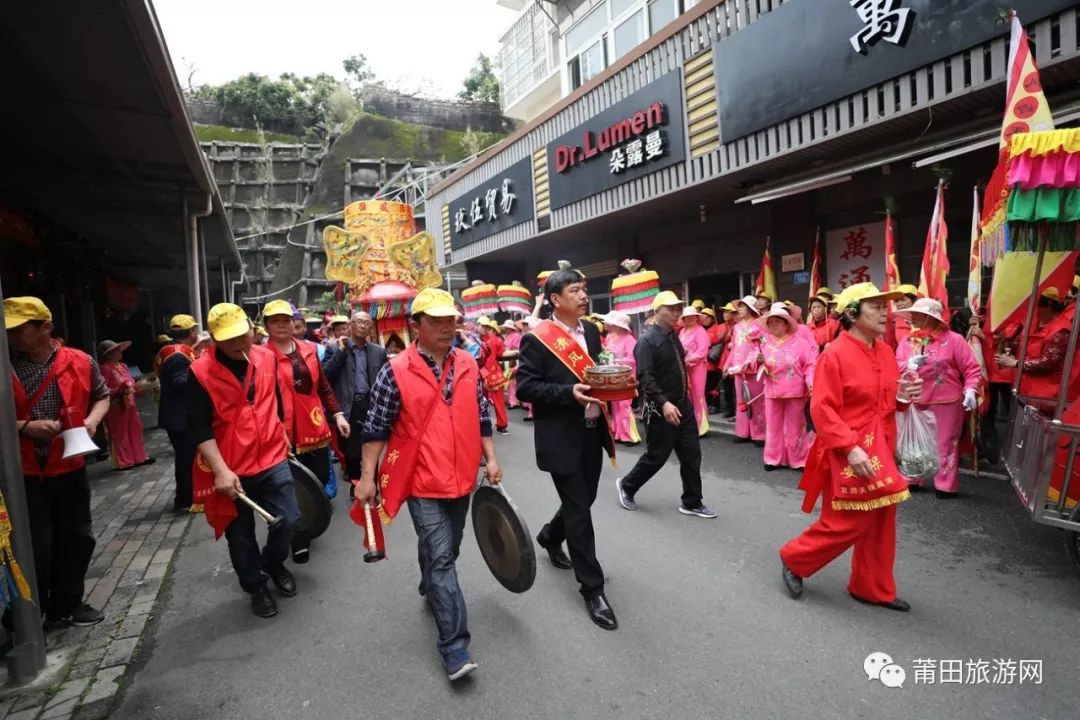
<box><xmin>323</xmin><ymin>311</ymin><xmax>388</xmax><ymax>493</ymax></box>
<box><xmin>516</xmin><ymin>268</ymin><xmax>618</xmax><ymax>630</ymax></box>
<box><xmin>155</xmin><ymin>314</ymin><xmax>199</xmax><ymax>511</ymax></box>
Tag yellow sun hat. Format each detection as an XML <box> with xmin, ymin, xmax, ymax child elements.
<box><xmin>206</xmin><ymin>303</ymin><xmax>252</xmax><ymax>342</ymax></box>
<box><xmin>834</xmin><ymin>282</ymin><xmax>903</xmax><ymax>312</ymax></box>
<box><xmin>3</xmin><ymin>296</ymin><xmax>51</xmax><ymax>330</ymax></box>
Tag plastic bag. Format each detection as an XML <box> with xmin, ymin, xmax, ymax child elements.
<box><xmin>895</xmin><ymin>407</ymin><xmax>939</xmax><ymax>481</ymax></box>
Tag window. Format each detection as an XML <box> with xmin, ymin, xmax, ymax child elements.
<box><xmin>613</xmin><ymin>9</ymin><xmax>645</xmax><ymax>59</ymax></box>
<box><xmin>648</xmin><ymin>0</ymin><xmax>678</xmax><ymax>33</ymax></box>
<box><xmin>611</xmin><ymin>0</ymin><xmax>638</xmax><ymax>18</ymax></box>
<box><xmin>565</xmin><ymin>2</ymin><xmax>608</xmax><ymax>55</ymax></box>
<box><xmin>569</xmin><ymin>38</ymin><xmax>607</xmax><ymax>90</ymax></box>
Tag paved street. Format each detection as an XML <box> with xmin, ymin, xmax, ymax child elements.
<box><xmin>113</xmin><ymin>409</ymin><xmax>1080</xmax><ymax>720</ymax></box>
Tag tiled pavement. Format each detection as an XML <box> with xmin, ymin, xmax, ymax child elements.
<box><xmin>0</xmin><ymin>430</ymin><xmax>192</xmax><ymax>720</ymax></box>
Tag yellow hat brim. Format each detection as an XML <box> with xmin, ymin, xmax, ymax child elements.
<box><xmin>210</xmin><ymin>319</ymin><xmax>250</xmax><ymax>342</ymax></box>
<box><xmin>4</xmin><ymin>315</ymin><xmax>30</xmax><ymax>330</ymax></box>
<box><xmin>418</xmin><ymin>305</ymin><xmax>461</xmax><ymax>318</ymax></box>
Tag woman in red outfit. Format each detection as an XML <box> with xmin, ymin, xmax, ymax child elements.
<box><xmin>779</xmin><ymin>282</ymin><xmax>922</xmax><ymax>612</ymax></box>
<box><xmin>807</xmin><ymin>295</ymin><xmax>839</xmax><ymax>352</ymax></box>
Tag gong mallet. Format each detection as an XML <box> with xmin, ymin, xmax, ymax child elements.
<box><xmin>361</xmin><ymin>502</ymin><xmax>386</xmax><ymax>563</ymax></box>
<box><xmin>237</xmin><ymin>492</ymin><xmax>284</xmax><ymax>532</ymax></box>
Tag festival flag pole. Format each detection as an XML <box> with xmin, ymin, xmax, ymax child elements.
<box><xmin>756</xmin><ymin>236</ymin><xmax>777</xmax><ymax>301</ymax></box>
<box><xmin>918</xmin><ymin>180</ymin><xmax>951</xmax><ymax>321</ymax></box>
<box><xmin>808</xmin><ymin>228</ymin><xmax>822</xmax><ymax>305</ymax></box>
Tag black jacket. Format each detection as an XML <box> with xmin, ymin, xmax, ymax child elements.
<box><xmin>516</xmin><ymin>320</ymin><xmax>613</xmax><ymax>475</ymax></box>
<box><xmin>323</xmin><ymin>340</ymin><xmax>388</xmax><ymax>420</ymax></box>
<box><xmin>635</xmin><ymin>324</ymin><xmax>690</xmax><ymax>408</ymax></box>
<box><xmin>157</xmin><ymin>350</ymin><xmax>192</xmax><ymax>433</ymax></box>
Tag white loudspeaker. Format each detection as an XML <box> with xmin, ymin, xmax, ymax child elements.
<box><xmin>61</xmin><ymin>427</ymin><xmax>100</xmax><ymax>459</ymax></box>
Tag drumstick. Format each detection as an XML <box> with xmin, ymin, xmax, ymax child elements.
<box><xmin>237</xmin><ymin>492</ymin><xmax>284</xmax><ymax>531</ymax></box>
<box><xmin>362</xmin><ymin>502</ymin><xmax>385</xmax><ymax>563</ymax></box>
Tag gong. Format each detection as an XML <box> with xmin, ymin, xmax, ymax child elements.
<box><xmin>289</xmin><ymin>458</ymin><xmax>333</xmax><ymax>540</ymax></box>
<box><xmin>471</xmin><ymin>484</ymin><xmax>536</xmax><ymax>593</ymax></box>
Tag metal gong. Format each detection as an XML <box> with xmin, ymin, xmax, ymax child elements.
<box><xmin>289</xmin><ymin>457</ymin><xmax>332</xmax><ymax>540</ymax></box>
<box><xmin>471</xmin><ymin>484</ymin><xmax>536</xmax><ymax>593</ymax></box>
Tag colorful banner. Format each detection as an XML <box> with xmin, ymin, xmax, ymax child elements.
<box><xmin>808</xmin><ymin>228</ymin><xmax>822</xmax><ymax>303</ymax></box>
<box><xmin>825</xmin><ymin>221</ymin><xmax>886</xmax><ymax>291</ymax></box>
<box><xmin>884</xmin><ymin>213</ymin><xmax>900</xmax><ymax>292</ymax></box>
<box><xmin>918</xmin><ymin>182</ymin><xmax>950</xmax><ymax>317</ymax></box>
<box><xmin>988</xmin><ymin>250</ymin><xmax>1079</xmax><ymax>331</ymax></box>
<box><xmin>755</xmin><ymin>238</ymin><xmax>777</xmax><ymax>301</ymax></box>
<box><xmin>968</xmin><ymin>187</ymin><xmax>983</xmax><ymax>315</ymax></box>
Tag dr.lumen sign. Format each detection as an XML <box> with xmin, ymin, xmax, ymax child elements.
<box><xmin>447</xmin><ymin>157</ymin><xmax>534</xmax><ymax>250</ymax></box>
<box><xmin>547</xmin><ymin>71</ymin><xmax>685</xmax><ymax>210</ymax></box>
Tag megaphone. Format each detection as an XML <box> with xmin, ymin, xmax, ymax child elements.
<box><xmin>60</xmin><ymin>407</ymin><xmax>100</xmax><ymax>460</ymax></box>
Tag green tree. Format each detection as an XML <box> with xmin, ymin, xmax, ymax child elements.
<box><xmin>343</xmin><ymin>54</ymin><xmax>375</xmax><ymax>95</ymax></box>
<box><xmin>458</xmin><ymin>53</ymin><xmax>500</xmax><ymax>104</ymax></box>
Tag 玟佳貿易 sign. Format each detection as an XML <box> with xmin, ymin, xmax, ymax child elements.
<box><xmin>447</xmin><ymin>157</ymin><xmax>534</xmax><ymax>250</ymax></box>
<box><xmin>546</xmin><ymin>71</ymin><xmax>685</xmax><ymax>210</ymax></box>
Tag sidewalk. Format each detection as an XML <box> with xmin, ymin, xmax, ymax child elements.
<box><xmin>0</xmin><ymin>430</ymin><xmax>191</xmax><ymax>720</ymax></box>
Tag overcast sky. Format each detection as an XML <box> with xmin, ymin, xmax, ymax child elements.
<box><xmin>153</xmin><ymin>0</ymin><xmax>516</xmax><ymax>98</ymax></box>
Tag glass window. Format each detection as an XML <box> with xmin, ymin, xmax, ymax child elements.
<box><xmin>580</xmin><ymin>39</ymin><xmax>606</xmax><ymax>84</ymax></box>
<box><xmin>611</xmin><ymin>0</ymin><xmax>639</xmax><ymax>19</ymax></box>
<box><xmin>565</xmin><ymin>2</ymin><xmax>608</xmax><ymax>56</ymax></box>
<box><xmin>648</xmin><ymin>0</ymin><xmax>678</xmax><ymax>33</ymax></box>
<box><xmin>613</xmin><ymin>10</ymin><xmax>645</xmax><ymax>59</ymax></box>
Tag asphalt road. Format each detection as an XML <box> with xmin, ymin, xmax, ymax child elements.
<box><xmin>113</xmin><ymin>408</ymin><xmax>1080</xmax><ymax>720</ymax></box>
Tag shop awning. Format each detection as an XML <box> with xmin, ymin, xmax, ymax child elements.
<box><xmin>0</xmin><ymin>0</ymin><xmax>239</xmax><ymax>292</ymax></box>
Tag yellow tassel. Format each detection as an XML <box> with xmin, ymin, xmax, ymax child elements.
<box><xmin>0</xmin><ymin>541</ymin><xmax>32</xmax><ymax>603</ymax></box>
<box><xmin>188</xmin><ymin>504</ymin><xmax>205</xmax><ymax>514</ymax></box>
<box><xmin>377</xmin><ymin>504</ymin><xmax>394</xmax><ymax>526</ymax></box>
<box><xmin>831</xmin><ymin>488</ymin><xmax>911</xmax><ymax>512</ymax></box>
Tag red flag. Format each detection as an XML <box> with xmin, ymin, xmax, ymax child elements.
<box><xmin>884</xmin><ymin>212</ymin><xmax>900</xmax><ymax>293</ymax></box>
<box><xmin>349</xmin><ymin>499</ymin><xmax>387</xmax><ymax>557</ymax></box>
<box><xmin>192</xmin><ymin>451</ymin><xmax>237</xmax><ymax>540</ymax></box>
<box><xmin>755</xmin><ymin>237</ymin><xmax>777</xmax><ymax>301</ymax></box>
<box><xmin>918</xmin><ymin>181</ymin><xmax>950</xmax><ymax>321</ymax></box>
<box><xmin>808</xmin><ymin>228</ymin><xmax>822</xmax><ymax>303</ymax></box>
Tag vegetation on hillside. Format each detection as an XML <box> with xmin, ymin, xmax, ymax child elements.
<box><xmin>194</xmin><ymin>124</ymin><xmax>301</xmax><ymax>144</ymax></box>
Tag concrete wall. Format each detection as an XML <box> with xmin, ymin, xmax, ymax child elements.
<box><xmin>359</xmin><ymin>87</ymin><xmax>512</xmax><ymax>134</ymax></box>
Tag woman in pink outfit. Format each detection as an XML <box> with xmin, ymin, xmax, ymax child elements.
<box><xmin>680</xmin><ymin>306</ymin><xmax>711</xmax><ymax>437</ymax></box>
<box><xmin>759</xmin><ymin>304</ymin><xmax>816</xmax><ymax>470</ymax></box>
<box><xmin>602</xmin><ymin>311</ymin><xmax>641</xmax><ymax>444</ymax></box>
<box><xmin>99</xmin><ymin>339</ymin><xmax>152</xmax><ymax>470</ymax></box>
<box><xmin>784</xmin><ymin>304</ymin><xmax>820</xmax><ymax>360</ymax></box>
<box><xmin>502</xmin><ymin>319</ymin><xmax>524</xmax><ymax>408</ymax></box>
<box><xmin>895</xmin><ymin>298</ymin><xmax>983</xmax><ymax>498</ymax></box>
<box><xmin>726</xmin><ymin>296</ymin><xmax>766</xmax><ymax>443</ymax></box>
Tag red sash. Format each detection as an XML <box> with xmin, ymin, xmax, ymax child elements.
<box><xmin>531</xmin><ymin>320</ymin><xmax>616</xmax><ymax>462</ymax></box>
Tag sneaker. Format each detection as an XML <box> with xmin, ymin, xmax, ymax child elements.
<box><xmin>69</xmin><ymin>604</ymin><xmax>105</xmax><ymax>627</ymax></box>
<box><xmin>678</xmin><ymin>504</ymin><xmax>717</xmax><ymax>519</ymax></box>
<box><xmin>497</xmin><ymin>428</ymin><xmax>510</xmax><ymax>435</ymax></box>
<box><xmin>616</xmin><ymin>478</ymin><xmax>637</xmax><ymax>511</ymax></box>
<box><xmin>445</xmin><ymin>650</ymin><xmax>478</xmax><ymax>681</ymax></box>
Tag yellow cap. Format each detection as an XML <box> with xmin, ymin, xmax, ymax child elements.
<box><xmin>701</xmin><ymin>308</ymin><xmax>717</xmax><ymax>319</ymax></box>
<box><xmin>168</xmin><ymin>314</ymin><xmax>197</xmax><ymax>331</ymax></box>
<box><xmin>691</xmin><ymin>299</ymin><xmax>705</xmax><ymax>310</ymax></box>
<box><xmin>411</xmin><ymin>288</ymin><xmax>461</xmax><ymax>318</ymax></box>
<box><xmin>1073</xmin><ymin>275</ymin><xmax>1080</xmax><ymax>290</ymax></box>
<box><xmin>783</xmin><ymin>300</ymin><xmax>794</xmax><ymax>307</ymax></box>
<box><xmin>156</xmin><ymin>334</ymin><xmax>171</xmax><ymax>344</ymax></box>
<box><xmin>756</xmin><ymin>291</ymin><xmax>775</xmax><ymax>301</ymax></box>
<box><xmin>895</xmin><ymin>284</ymin><xmax>920</xmax><ymax>297</ymax></box>
<box><xmin>834</xmin><ymin>282</ymin><xmax>903</xmax><ymax>311</ymax></box>
<box><xmin>721</xmin><ymin>302</ymin><xmax>736</xmax><ymax>312</ymax></box>
<box><xmin>651</xmin><ymin>290</ymin><xmax>685</xmax><ymax>310</ymax></box>
<box><xmin>3</xmin><ymin>296</ymin><xmax>51</xmax><ymax>330</ymax></box>
<box><xmin>817</xmin><ymin>287</ymin><xmax>835</xmax><ymax>299</ymax></box>
<box><xmin>206</xmin><ymin>303</ymin><xmax>251</xmax><ymax>342</ymax></box>
<box><xmin>254</xmin><ymin>324</ymin><xmax>269</xmax><ymax>337</ymax></box>
<box><xmin>1042</xmin><ymin>287</ymin><xmax>1063</xmax><ymax>302</ymax></box>
<box><xmin>330</xmin><ymin>314</ymin><xmax>350</xmax><ymax>325</ymax></box>
<box><xmin>262</xmin><ymin>299</ymin><xmax>293</xmax><ymax>318</ymax></box>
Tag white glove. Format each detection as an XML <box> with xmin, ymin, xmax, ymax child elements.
<box><xmin>962</xmin><ymin>389</ymin><xmax>978</xmax><ymax>412</ymax></box>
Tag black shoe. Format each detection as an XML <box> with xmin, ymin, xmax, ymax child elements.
<box><xmin>291</xmin><ymin>548</ymin><xmax>310</xmax><ymax>564</ymax></box>
<box><xmin>536</xmin><ymin>532</ymin><xmax>572</xmax><ymax>570</ymax></box>
<box><xmin>907</xmin><ymin>483</ymin><xmax>925</xmax><ymax>492</ymax></box>
<box><xmin>497</xmin><ymin>427</ymin><xmax>510</xmax><ymax>436</ymax></box>
<box><xmin>753</xmin><ymin>440</ymin><xmax>765</xmax><ymax>448</ymax></box>
<box><xmin>250</xmin><ymin>589</ymin><xmax>278</xmax><ymax>618</ymax></box>
<box><xmin>935</xmin><ymin>490</ymin><xmax>959</xmax><ymax>499</ymax></box>
<box><xmin>267</xmin><ymin>566</ymin><xmax>297</xmax><ymax>597</ymax></box>
<box><xmin>732</xmin><ymin>436</ymin><xmax>751</xmax><ymax>444</ymax></box>
<box><xmin>68</xmin><ymin>604</ymin><xmax>105</xmax><ymax>627</ymax></box>
<box><xmin>585</xmin><ymin>594</ymin><xmax>618</xmax><ymax>630</ymax></box>
<box><xmin>139</xmin><ymin>457</ymin><xmax>156</xmax><ymax>466</ymax></box>
<box><xmin>782</xmin><ymin>564</ymin><xmax>803</xmax><ymax>599</ymax></box>
<box><xmin>763</xmin><ymin>464</ymin><xmax>778</xmax><ymax>472</ymax></box>
<box><xmin>850</xmin><ymin>592</ymin><xmax>911</xmax><ymax>612</ymax></box>
<box><xmin>523</xmin><ymin>416</ymin><xmax>533</xmax><ymax>423</ymax></box>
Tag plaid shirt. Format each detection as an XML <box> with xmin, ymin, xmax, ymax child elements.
<box><xmin>362</xmin><ymin>347</ymin><xmax>492</xmax><ymax>442</ymax></box>
<box><xmin>13</xmin><ymin>344</ymin><xmax>109</xmax><ymax>465</ymax></box>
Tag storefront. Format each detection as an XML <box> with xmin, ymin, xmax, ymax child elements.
<box><xmin>426</xmin><ymin>0</ymin><xmax>1080</xmax><ymax>308</ymax></box>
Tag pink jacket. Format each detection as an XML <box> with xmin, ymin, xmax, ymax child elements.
<box><xmin>604</xmin><ymin>331</ymin><xmax>637</xmax><ymax>374</ymax></box>
<box><xmin>896</xmin><ymin>328</ymin><xmax>982</xmax><ymax>405</ymax></box>
<box><xmin>726</xmin><ymin>319</ymin><xmax>763</xmax><ymax>373</ymax></box>
<box><xmin>761</xmin><ymin>333</ymin><xmax>816</xmax><ymax>399</ymax></box>
<box><xmin>503</xmin><ymin>331</ymin><xmax>522</xmax><ymax>352</ymax></box>
<box><xmin>795</xmin><ymin>324</ymin><xmax>819</xmax><ymax>359</ymax></box>
<box><xmin>679</xmin><ymin>325</ymin><xmax>709</xmax><ymax>369</ymax></box>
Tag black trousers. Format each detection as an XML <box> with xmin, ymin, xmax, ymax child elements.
<box><xmin>705</xmin><ymin>370</ymin><xmax>721</xmax><ymax>409</ymax></box>
<box><xmin>344</xmin><ymin>394</ymin><xmax>372</xmax><ymax>481</ymax></box>
<box><xmin>25</xmin><ymin>468</ymin><xmax>96</xmax><ymax>619</ymax></box>
<box><xmin>166</xmin><ymin>430</ymin><xmax>196</xmax><ymax>510</ymax></box>
<box><xmin>980</xmin><ymin>381</ymin><xmax>1014</xmax><ymax>464</ymax></box>
<box><xmin>721</xmin><ymin>376</ymin><xmax>736</xmax><ymax>417</ymax></box>
<box><xmin>225</xmin><ymin>461</ymin><xmax>299</xmax><ymax>594</ymax></box>
<box><xmin>539</xmin><ymin>425</ymin><xmax>605</xmax><ymax>599</ymax></box>
<box><xmin>621</xmin><ymin>398</ymin><xmax>704</xmax><ymax>509</ymax></box>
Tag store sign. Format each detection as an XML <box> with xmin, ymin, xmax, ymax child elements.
<box><xmin>792</xmin><ymin>271</ymin><xmax>811</xmax><ymax>285</ymax></box>
<box><xmin>826</xmin><ymin>221</ymin><xmax>886</xmax><ymax>291</ymax></box>
<box><xmin>446</xmin><ymin>157</ymin><xmax>534</xmax><ymax>250</ymax></box>
<box><xmin>781</xmin><ymin>253</ymin><xmax>805</xmax><ymax>272</ymax></box>
<box><xmin>547</xmin><ymin>71</ymin><xmax>685</xmax><ymax>210</ymax></box>
<box><xmin>713</xmin><ymin>0</ymin><xmax>1075</xmax><ymax>142</ymax></box>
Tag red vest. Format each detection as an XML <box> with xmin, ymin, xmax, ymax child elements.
<box><xmin>12</xmin><ymin>345</ymin><xmax>93</xmax><ymax>477</ymax></box>
<box><xmin>189</xmin><ymin>345</ymin><xmax>288</xmax><ymax>477</ymax></box>
<box><xmin>379</xmin><ymin>345</ymin><xmax>482</xmax><ymax>519</ymax></box>
<box><xmin>155</xmin><ymin>343</ymin><xmax>195</xmax><ymax>373</ymax></box>
<box><xmin>1021</xmin><ymin>307</ymin><xmax>1080</xmax><ymax>402</ymax></box>
<box><xmin>270</xmin><ymin>340</ymin><xmax>333</xmax><ymax>452</ymax></box>
<box><xmin>809</xmin><ymin>317</ymin><xmax>839</xmax><ymax>350</ymax></box>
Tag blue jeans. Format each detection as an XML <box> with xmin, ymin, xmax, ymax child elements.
<box><xmin>407</xmin><ymin>496</ymin><xmax>471</xmax><ymax>660</ymax></box>
<box><xmin>225</xmin><ymin>461</ymin><xmax>301</xmax><ymax>594</ymax></box>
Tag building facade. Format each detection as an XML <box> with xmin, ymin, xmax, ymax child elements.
<box><xmin>436</xmin><ymin>0</ymin><xmax>1080</xmax><ymax>312</ymax></box>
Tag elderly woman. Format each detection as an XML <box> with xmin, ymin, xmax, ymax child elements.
<box><xmin>780</xmin><ymin>283</ymin><xmax>921</xmax><ymax>612</ymax></box>
<box><xmin>807</xmin><ymin>295</ymin><xmax>839</xmax><ymax>352</ymax></box>
<box><xmin>896</xmin><ymin>298</ymin><xmax>983</xmax><ymax>498</ymax></box>
<box><xmin>759</xmin><ymin>304</ymin><xmax>817</xmax><ymax>471</ymax></box>
<box><xmin>995</xmin><ymin>287</ymin><xmax>1079</xmax><ymax>405</ymax></box>
<box><xmin>602</xmin><ymin>311</ymin><xmax>641</xmax><ymax>445</ymax></box>
<box><xmin>725</xmin><ymin>296</ymin><xmax>766</xmax><ymax>443</ymax></box>
<box><xmin>888</xmin><ymin>284</ymin><xmax>920</xmax><ymax>349</ymax></box>
<box><xmin>99</xmin><ymin>339</ymin><xmax>152</xmax><ymax>470</ymax></box>
<box><xmin>680</xmin><ymin>305</ymin><xmax>711</xmax><ymax>437</ymax></box>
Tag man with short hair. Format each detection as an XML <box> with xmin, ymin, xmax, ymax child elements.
<box><xmin>156</xmin><ymin>314</ymin><xmax>199</xmax><ymax>511</ymax></box>
<box><xmin>355</xmin><ymin>288</ymin><xmax>502</xmax><ymax>682</ymax></box>
<box><xmin>516</xmin><ymin>268</ymin><xmax>619</xmax><ymax>630</ymax></box>
<box><xmin>6</xmin><ymin>296</ymin><xmax>110</xmax><ymax>628</ymax></box>
<box><xmin>324</xmin><ymin>311</ymin><xmax>388</xmax><ymax>490</ymax></box>
<box><xmin>617</xmin><ymin>292</ymin><xmax>716</xmax><ymax>520</ymax></box>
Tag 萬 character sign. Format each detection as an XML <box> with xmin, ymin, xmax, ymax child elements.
<box><xmin>825</xmin><ymin>221</ymin><xmax>887</xmax><ymax>291</ymax></box>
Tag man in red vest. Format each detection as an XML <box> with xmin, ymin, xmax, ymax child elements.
<box><xmin>478</xmin><ymin>318</ymin><xmax>509</xmax><ymax>434</ymax></box>
<box><xmin>355</xmin><ymin>288</ymin><xmax>502</xmax><ymax>682</ymax></box>
<box><xmin>6</xmin><ymin>296</ymin><xmax>110</xmax><ymax>628</ymax></box>
<box><xmin>187</xmin><ymin>303</ymin><xmax>300</xmax><ymax>618</ymax></box>
<box><xmin>155</xmin><ymin>313</ymin><xmax>199</xmax><ymax>511</ymax></box>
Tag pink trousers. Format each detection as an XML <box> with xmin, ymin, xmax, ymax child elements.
<box><xmin>911</xmin><ymin>402</ymin><xmax>964</xmax><ymax>493</ymax></box>
<box><xmin>688</xmin><ymin>363</ymin><xmax>709</xmax><ymax>436</ymax></box>
<box><xmin>764</xmin><ymin>397</ymin><xmax>811</xmax><ymax>468</ymax></box>
<box><xmin>611</xmin><ymin>399</ymin><xmax>641</xmax><ymax>443</ymax></box>
<box><xmin>734</xmin><ymin>374</ymin><xmax>766</xmax><ymax>441</ymax></box>
<box><xmin>105</xmin><ymin>404</ymin><xmax>148</xmax><ymax>469</ymax></box>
